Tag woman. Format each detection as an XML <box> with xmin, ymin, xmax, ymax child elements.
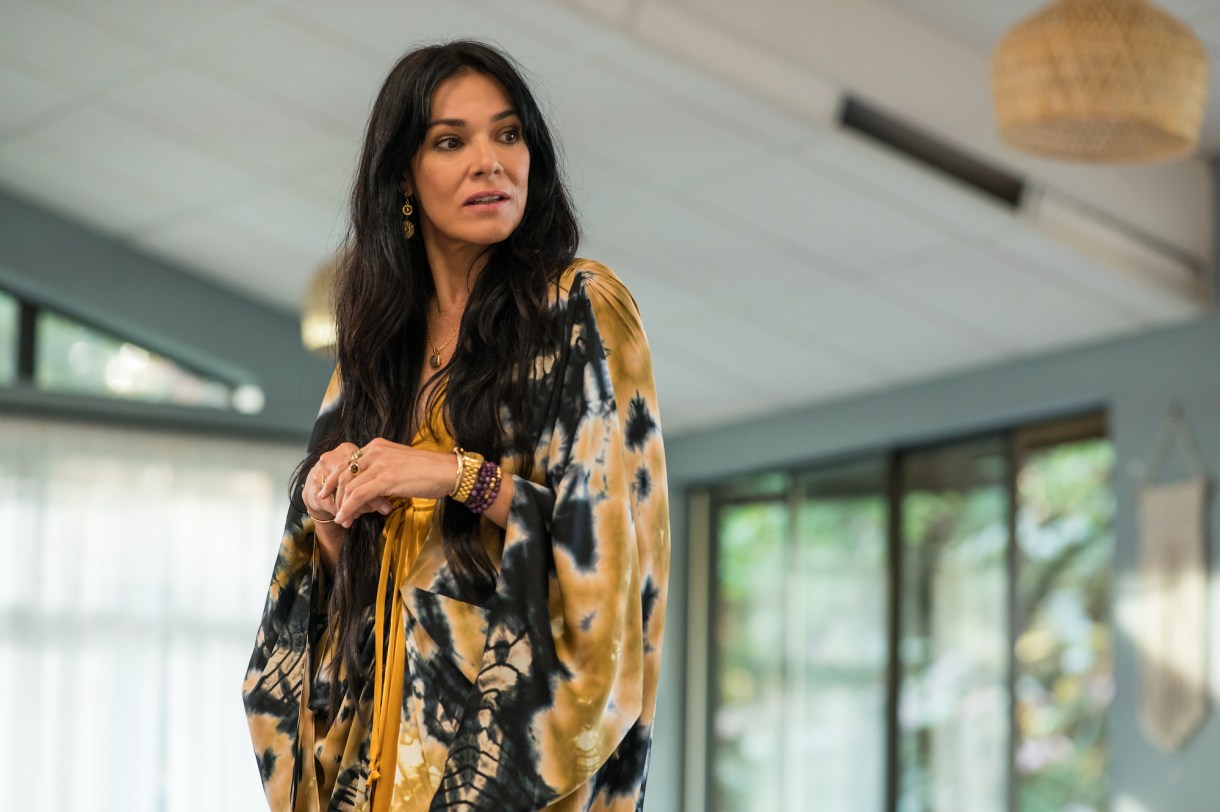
<box><xmin>242</xmin><ymin>40</ymin><xmax>669</xmax><ymax>812</ymax></box>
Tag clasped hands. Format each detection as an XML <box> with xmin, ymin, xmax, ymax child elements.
<box><xmin>303</xmin><ymin>438</ymin><xmax>457</xmax><ymax>531</ymax></box>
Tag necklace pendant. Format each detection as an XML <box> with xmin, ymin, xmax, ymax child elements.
<box><xmin>429</xmin><ymin>352</ymin><xmax>442</xmax><ymax>369</ymax></box>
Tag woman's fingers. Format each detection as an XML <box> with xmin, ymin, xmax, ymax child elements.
<box><xmin>313</xmin><ymin>442</ymin><xmax>360</xmax><ymax>511</ymax></box>
<box><xmin>335</xmin><ymin>473</ymin><xmax>383</xmax><ymax>527</ymax></box>
<box><xmin>304</xmin><ymin>461</ymin><xmax>335</xmax><ymax>520</ymax></box>
<box><xmin>335</xmin><ymin>460</ymin><xmax>401</xmax><ymax>526</ymax></box>
<box><xmin>322</xmin><ymin>436</ymin><xmax>441</xmax><ymax>524</ymax></box>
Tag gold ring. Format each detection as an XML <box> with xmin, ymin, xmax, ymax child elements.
<box><xmin>350</xmin><ymin>462</ymin><xmax>360</xmax><ymax>475</ymax></box>
<box><xmin>349</xmin><ymin>448</ymin><xmax>363</xmax><ymax>464</ymax></box>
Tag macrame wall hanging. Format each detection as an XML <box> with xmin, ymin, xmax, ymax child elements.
<box><xmin>1137</xmin><ymin>403</ymin><xmax>1210</xmax><ymax>750</ymax></box>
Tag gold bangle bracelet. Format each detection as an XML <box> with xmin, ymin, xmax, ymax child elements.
<box><xmin>449</xmin><ymin>447</ymin><xmax>466</xmax><ymax>499</ymax></box>
<box><xmin>306</xmin><ymin>509</ymin><xmax>335</xmax><ymax>524</ymax></box>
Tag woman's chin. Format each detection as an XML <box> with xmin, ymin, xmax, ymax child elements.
<box><xmin>444</xmin><ymin>226</ymin><xmax>520</xmax><ymax>249</ymax></box>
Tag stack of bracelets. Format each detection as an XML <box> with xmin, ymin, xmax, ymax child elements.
<box><xmin>449</xmin><ymin>447</ymin><xmax>503</xmax><ymax>515</ymax></box>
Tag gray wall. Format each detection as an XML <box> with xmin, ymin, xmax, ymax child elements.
<box><xmin>0</xmin><ymin>189</ymin><xmax>331</xmax><ymax>440</ymax></box>
<box><xmin>646</xmin><ymin>163</ymin><xmax>1220</xmax><ymax>812</ymax></box>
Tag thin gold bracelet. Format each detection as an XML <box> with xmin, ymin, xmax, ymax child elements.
<box><xmin>306</xmin><ymin>509</ymin><xmax>336</xmax><ymax>524</ymax></box>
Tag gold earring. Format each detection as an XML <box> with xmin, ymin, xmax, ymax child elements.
<box><xmin>401</xmin><ymin>195</ymin><xmax>415</xmax><ymax>239</ymax></box>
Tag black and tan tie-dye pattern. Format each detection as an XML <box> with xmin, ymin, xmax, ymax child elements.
<box><xmin>243</xmin><ymin>260</ymin><xmax>670</xmax><ymax>811</ymax></box>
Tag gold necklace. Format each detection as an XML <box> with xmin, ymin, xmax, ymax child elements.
<box><xmin>427</xmin><ymin>308</ymin><xmax>460</xmax><ymax>369</ymax></box>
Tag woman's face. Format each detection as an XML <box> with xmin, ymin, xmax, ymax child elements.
<box><xmin>404</xmin><ymin>71</ymin><xmax>530</xmax><ymax>255</ymax></box>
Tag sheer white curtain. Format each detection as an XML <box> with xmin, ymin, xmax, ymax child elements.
<box><xmin>0</xmin><ymin>415</ymin><xmax>303</xmax><ymax>812</ymax></box>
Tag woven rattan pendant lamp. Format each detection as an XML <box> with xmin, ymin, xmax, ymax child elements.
<box><xmin>992</xmin><ymin>0</ymin><xmax>1210</xmax><ymax>163</ymax></box>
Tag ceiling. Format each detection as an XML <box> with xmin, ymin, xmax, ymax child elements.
<box><xmin>1</xmin><ymin>0</ymin><xmax>1217</xmax><ymax>433</ymax></box>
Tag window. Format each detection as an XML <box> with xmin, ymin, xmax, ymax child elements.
<box><xmin>0</xmin><ymin>291</ymin><xmax>15</xmax><ymax>385</ymax></box>
<box><xmin>899</xmin><ymin>439</ymin><xmax>1009</xmax><ymax>812</ymax></box>
<box><xmin>0</xmin><ymin>415</ymin><xmax>302</xmax><ymax>811</ymax></box>
<box><xmin>0</xmin><ymin>286</ymin><xmax>261</xmax><ymax>413</ymax></box>
<box><xmin>700</xmin><ymin>417</ymin><xmax>1114</xmax><ymax>812</ymax></box>
<box><xmin>35</xmin><ymin>309</ymin><xmax>234</xmax><ymax>409</ymax></box>
<box><xmin>708</xmin><ymin>461</ymin><xmax>891</xmax><ymax>812</ymax></box>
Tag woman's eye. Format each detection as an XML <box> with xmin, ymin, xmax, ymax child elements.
<box><xmin>501</xmin><ymin>128</ymin><xmax>521</xmax><ymax>143</ymax></box>
<box><xmin>436</xmin><ymin>136</ymin><xmax>460</xmax><ymax>150</ymax></box>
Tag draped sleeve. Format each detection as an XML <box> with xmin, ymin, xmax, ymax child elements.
<box><xmin>242</xmin><ymin>370</ymin><xmax>343</xmax><ymax>810</ymax></box>
<box><xmin>429</xmin><ymin>262</ymin><xmax>671</xmax><ymax>811</ymax></box>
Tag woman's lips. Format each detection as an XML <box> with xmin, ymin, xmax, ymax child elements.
<box><xmin>463</xmin><ymin>188</ymin><xmax>507</xmax><ymax>203</ymax></box>
<box><xmin>464</xmin><ymin>197</ymin><xmax>509</xmax><ymax>211</ymax></box>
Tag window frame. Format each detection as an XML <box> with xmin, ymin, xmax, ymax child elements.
<box><xmin>688</xmin><ymin>412</ymin><xmax>1110</xmax><ymax>812</ymax></box>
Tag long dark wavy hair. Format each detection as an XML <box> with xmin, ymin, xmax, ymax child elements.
<box><xmin>290</xmin><ymin>40</ymin><xmax>579</xmax><ymax>717</ymax></box>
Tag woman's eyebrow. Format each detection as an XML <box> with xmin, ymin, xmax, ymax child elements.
<box><xmin>426</xmin><ymin>109</ymin><xmax>520</xmax><ymax>129</ymax></box>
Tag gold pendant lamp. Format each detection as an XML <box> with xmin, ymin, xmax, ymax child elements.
<box><xmin>301</xmin><ymin>255</ymin><xmax>340</xmax><ymax>353</ymax></box>
<box><xmin>991</xmin><ymin>0</ymin><xmax>1210</xmax><ymax>163</ymax></box>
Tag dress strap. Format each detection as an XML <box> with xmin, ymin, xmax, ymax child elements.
<box><xmin>366</xmin><ymin>507</ymin><xmax>409</xmax><ymax>810</ymax></box>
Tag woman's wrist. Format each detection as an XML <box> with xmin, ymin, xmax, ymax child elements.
<box><xmin>314</xmin><ymin>522</ymin><xmax>345</xmax><ymax>574</ymax></box>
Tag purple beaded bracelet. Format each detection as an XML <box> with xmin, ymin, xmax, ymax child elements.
<box><xmin>467</xmin><ymin>461</ymin><xmax>500</xmax><ymax>513</ymax></box>
<box><xmin>466</xmin><ymin>461</ymin><xmax>502</xmax><ymax>514</ymax></box>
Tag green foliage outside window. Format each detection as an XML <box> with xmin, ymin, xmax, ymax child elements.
<box><xmin>1015</xmin><ymin>440</ymin><xmax>1115</xmax><ymax>812</ymax></box>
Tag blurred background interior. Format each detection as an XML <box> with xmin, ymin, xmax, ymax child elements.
<box><xmin>1</xmin><ymin>1</ymin><xmax>1219</xmax><ymax>810</ymax></box>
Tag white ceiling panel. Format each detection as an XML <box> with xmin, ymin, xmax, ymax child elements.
<box><xmin>648</xmin><ymin>339</ymin><xmax>776</xmax><ymax>432</ymax></box>
<box><xmin>805</xmin><ymin>133</ymin><xmax>1019</xmax><ymax>243</ymax></box>
<box><xmin>134</xmin><ymin>214</ymin><xmax>319</xmax><ymax>310</ymax></box>
<box><xmin>694</xmin><ymin>157</ymin><xmax>956</xmax><ymax>271</ymax></box>
<box><xmin>870</xmin><ymin>245</ymin><xmax>1140</xmax><ymax>354</ymax></box>
<box><xmin>676</xmin><ymin>306</ymin><xmax>883</xmax><ymax>398</ymax></box>
<box><xmin>285</xmin><ymin>0</ymin><xmax>578</xmax><ymax>74</ymax></box>
<box><xmin>0</xmin><ymin>1</ymin><xmax>153</xmax><ymax>90</ymax></box>
<box><xmin>996</xmin><ymin>229</ymin><xmax>1202</xmax><ymax>324</ymax></box>
<box><xmin>588</xmin><ymin>256</ymin><xmax>709</xmax><ymax>330</ymax></box>
<box><xmin>590</xmin><ymin>40</ymin><xmax>816</xmax><ymax>148</ymax></box>
<box><xmin>0</xmin><ymin>137</ymin><xmax>180</xmax><ymax>234</ymax></box>
<box><xmin>28</xmin><ymin>103</ymin><xmax>259</xmax><ymax>220</ymax></box>
<box><xmin>303</xmin><ymin>147</ymin><xmax>361</xmax><ymax>193</ymax></box>
<box><xmin>203</xmin><ymin>187</ymin><xmax>350</xmax><ymax>298</ymax></box>
<box><xmin>768</xmin><ymin>274</ymin><xmax>1009</xmax><ymax>378</ymax></box>
<box><xmin>1149</xmin><ymin>0</ymin><xmax>1220</xmax><ymax>20</ymax></box>
<box><xmin>591</xmin><ymin>200</ymin><xmax>841</xmax><ymax>301</ymax></box>
<box><xmin>186</xmin><ymin>10</ymin><xmax>391</xmax><ymax>134</ymax></box>
<box><xmin>595</xmin><ymin>234</ymin><xmax>886</xmax><ymax>406</ymax></box>
<box><xmin>548</xmin><ymin>61</ymin><xmax>769</xmax><ymax>186</ymax></box>
<box><xmin>45</xmin><ymin>0</ymin><xmax>257</xmax><ymax>52</ymax></box>
<box><xmin>470</xmin><ymin>0</ymin><xmax>627</xmax><ymax>50</ymax></box>
<box><xmin>566</xmin><ymin>146</ymin><xmax>652</xmax><ymax>225</ymax></box>
<box><xmin>0</xmin><ymin>58</ymin><xmax>73</xmax><ymax>135</ymax></box>
<box><xmin>891</xmin><ymin>0</ymin><xmax>1220</xmax><ymax>53</ymax></box>
<box><xmin>1191</xmin><ymin>10</ymin><xmax>1220</xmax><ymax>48</ymax></box>
<box><xmin>110</xmin><ymin>65</ymin><xmax>353</xmax><ymax>177</ymax></box>
<box><xmin>885</xmin><ymin>0</ymin><xmax>1044</xmax><ymax>46</ymax></box>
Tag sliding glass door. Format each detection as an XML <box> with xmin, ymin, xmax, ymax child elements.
<box><xmin>704</xmin><ymin>416</ymin><xmax>1114</xmax><ymax>812</ymax></box>
<box><xmin>898</xmin><ymin>439</ymin><xmax>1009</xmax><ymax>812</ymax></box>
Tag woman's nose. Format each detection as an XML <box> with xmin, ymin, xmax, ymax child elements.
<box><xmin>472</xmin><ymin>140</ymin><xmax>503</xmax><ymax>176</ymax></box>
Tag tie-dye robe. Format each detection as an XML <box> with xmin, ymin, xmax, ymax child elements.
<box><xmin>242</xmin><ymin>260</ymin><xmax>670</xmax><ymax>811</ymax></box>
